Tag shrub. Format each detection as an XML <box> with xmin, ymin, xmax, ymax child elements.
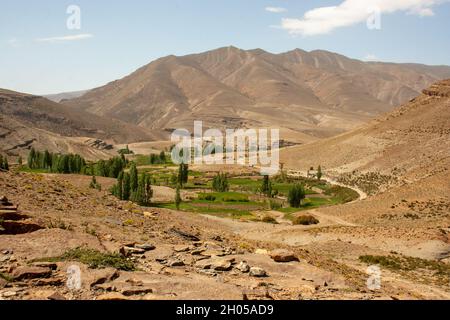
<box><xmin>198</xmin><ymin>194</ymin><xmax>216</xmax><ymax>201</ymax></box>
<box><xmin>288</xmin><ymin>184</ymin><xmax>306</xmax><ymax>208</ymax></box>
<box><xmin>212</xmin><ymin>172</ymin><xmax>229</xmax><ymax>192</ymax></box>
<box><xmin>293</xmin><ymin>215</ymin><xmax>319</xmax><ymax>225</ymax></box>
<box><xmin>261</xmin><ymin>215</ymin><xmax>278</xmax><ymax>224</ymax></box>
<box><xmin>36</xmin><ymin>247</ymin><xmax>135</xmax><ymax>271</ymax></box>
<box><xmin>267</xmin><ymin>200</ymin><xmax>282</xmax><ymax>210</ymax></box>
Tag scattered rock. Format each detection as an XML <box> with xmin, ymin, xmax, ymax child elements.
<box><xmin>31</xmin><ymin>262</ymin><xmax>58</xmax><ymax>270</ymax></box>
<box><xmin>89</xmin><ymin>268</ymin><xmax>120</xmax><ymax>288</ymax></box>
<box><xmin>167</xmin><ymin>259</ymin><xmax>185</xmax><ymax>267</ymax></box>
<box><xmin>195</xmin><ymin>257</ymin><xmax>233</xmax><ymax>271</ymax></box>
<box><xmin>121</xmin><ymin>286</ymin><xmax>153</xmax><ymax>296</ymax></box>
<box><xmin>32</xmin><ymin>277</ymin><xmax>64</xmax><ymax>287</ymax></box>
<box><xmin>1</xmin><ymin>290</ymin><xmax>17</xmax><ymax>298</ymax></box>
<box><xmin>135</xmin><ymin>244</ymin><xmax>156</xmax><ymax>251</ymax></box>
<box><xmin>47</xmin><ymin>292</ymin><xmax>66</xmax><ymax>301</ymax></box>
<box><xmin>200</xmin><ymin>249</ymin><xmax>225</xmax><ymax>258</ymax></box>
<box><xmin>249</xmin><ymin>267</ymin><xmax>267</xmax><ymax>277</ymax></box>
<box><xmin>170</xmin><ymin>228</ymin><xmax>200</xmax><ymax>242</ymax></box>
<box><xmin>236</xmin><ymin>261</ymin><xmax>250</xmax><ymax>273</ymax></box>
<box><xmin>11</xmin><ymin>266</ymin><xmax>52</xmax><ymax>281</ymax></box>
<box><xmin>174</xmin><ymin>245</ymin><xmax>190</xmax><ymax>252</ymax></box>
<box><xmin>191</xmin><ymin>248</ymin><xmax>206</xmax><ymax>255</ymax></box>
<box><xmin>270</xmin><ymin>249</ymin><xmax>299</xmax><ymax>263</ymax></box>
<box><xmin>119</xmin><ymin>246</ymin><xmax>146</xmax><ymax>257</ymax></box>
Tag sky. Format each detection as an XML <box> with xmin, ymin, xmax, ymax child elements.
<box><xmin>0</xmin><ymin>0</ymin><xmax>449</xmax><ymax>95</ymax></box>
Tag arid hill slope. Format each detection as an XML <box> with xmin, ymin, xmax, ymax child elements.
<box><xmin>281</xmin><ymin>79</ymin><xmax>450</xmax><ymax>193</ymax></box>
<box><xmin>65</xmin><ymin>47</ymin><xmax>450</xmax><ymax>142</ymax></box>
<box><xmin>0</xmin><ymin>89</ymin><xmax>163</xmax><ymax>158</ymax></box>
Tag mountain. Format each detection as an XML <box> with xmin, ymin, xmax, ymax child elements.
<box><xmin>45</xmin><ymin>90</ymin><xmax>89</xmax><ymax>103</ymax></box>
<box><xmin>65</xmin><ymin>47</ymin><xmax>450</xmax><ymax>143</ymax></box>
<box><xmin>281</xmin><ymin>79</ymin><xmax>450</xmax><ymax>194</ymax></box>
<box><xmin>0</xmin><ymin>89</ymin><xmax>161</xmax><ymax>158</ymax></box>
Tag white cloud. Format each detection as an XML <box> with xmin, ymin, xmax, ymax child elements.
<box><xmin>266</xmin><ymin>7</ymin><xmax>287</xmax><ymax>13</ymax></box>
<box><xmin>35</xmin><ymin>33</ymin><xmax>94</xmax><ymax>43</ymax></box>
<box><xmin>364</xmin><ymin>54</ymin><xmax>378</xmax><ymax>61</ymax></box>
<box><xmin>280</xmin><ymin>0</ymin><xmax>449</xmax><ymax>36</ymax></box>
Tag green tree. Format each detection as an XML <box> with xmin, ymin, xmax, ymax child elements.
<box><xmin>177</xmin><ymin>164</ymin><xmax>188</xmax><ymax>187</ymax></box>
<box><xmin>117</xmin><ymin>171</ymin><xmax>124</xmax><ymax>200</ymax></box>
<box><xmin>288</xmin><ymin>184</ymin><xmax>306</xmax><ymax>208</ymax></box>
<box><xmin>159</xmin><ymin>151</ymin><xmax>166</xmax><ymax>163</ymax></box>
<box><xmin>43</xmin><ymin>150</ymin><xmax>51</xmax><ymax>169</ymax></box>
<box><xmin>261</xmin><ymin>175</ymin><xmax>273</xmax><ymax>197</ymax></box>
<box><xmin>122</xmin><ymin>173</ymin><xmax>131</xmax><ymax>201</ymax></box>
<box><xmin>175</xmin><ymin>186</ymin><xmax>181</xmax><ymax>210</ymax></box>
<box><xmin>212</xmin><ymin>172</ymin><xmax>229</xmax><ymax>192</ymax></box>
<box><xmin>129</xmin><ymin>162</ymin><xmax>138</xmax><ymax>192</ymax></box>
<box><xmin>317</xmin><ymin>165</ymin><xmax>323</xmax><ymax>181</ymax></box>
<box><xmin>28</xmin><ymin>148</ymin><xmax>36</xmax><ymax>169</ymax></box>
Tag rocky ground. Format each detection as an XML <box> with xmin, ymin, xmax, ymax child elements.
<box><xmin>0</xmin><ymin>170</ymin><xmax>449</xmax><ymax>300</ymax></box>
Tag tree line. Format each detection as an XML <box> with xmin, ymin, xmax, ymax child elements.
<box><xmin>110</xmin><ymin>162</ymin><xmax>153</xmax><ymax>206</ymax></box>
<box><xmin>28</xmin><ymin>148</ymin><xmax>86</xmax><ymax>174</ymax></box>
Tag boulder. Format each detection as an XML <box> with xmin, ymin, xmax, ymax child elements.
<box><xmin>249</xmin><ymin>267</ymin><xmax>267</xmax><ymax>277</ymax></box>
<box><xmin>270</xmin><ymin>249</ymin><xmax>299</xmax><ymax>263</ymax></box>
<box><xmin>135</xmin><ymin>244</ymin><xmax>156</xmax><ymax>251</ymax></box>
<box><xmin>11</xmin><ymin>266</ymin><xmax>52</xmax><ymax>281</ymax></box>
<box><xmin>174</xmin><ymin>245</ymin><xmax>190</xmax><ymax>252</ymax></box>
<box><xmin>236</xmin><ymin>261</ymin><xmax>250</xmax><ymax>273</ymax></box>
<box><xmin>121</xmin><ymin>286</ymin><xmax>153</xmax><ymax>296</ymax></box>
<box><xmin>195</xmin><ymin>257</ymin><xmax>233</xmax><ymax>271</ymax></box>
<box><xmin>47</xmin><ymin>292</ymin><xmax>66</xmax><ymax>301</ymax></box>
<box><xmin>167</xmin><ymin>259</ymin><xmax>185</xmax><ymax>267</ymax></box>
<box><xmin>31</xmin><ymin>262</ymin><xmax>58</xmax><ymax>270</ymax></box>
<box><xmin>89</xmin><ymin>268</ymin><xmax>120</xmax><ymax>288</ymax></box>
<box><xmin>119</xmin><ymin>246</ymin><xmax>146</xmax><ymax>257</ymax></box>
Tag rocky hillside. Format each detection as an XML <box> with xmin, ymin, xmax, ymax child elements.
<box><xmin>0</xmin><ymin>89</ymin><xmax>163</xmax><ymax>158</ymax></box>
<box><xmin>281</xmin><ymin>79</ymin><xmax>450</xmax><ymax>194</ymax></box>
<box><xmin>65</xmin><ymin>47</ymin><xmax>450</xmax><ymax>142</ymax></box>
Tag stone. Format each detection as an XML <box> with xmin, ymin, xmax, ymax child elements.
<box><xmin>201</xmin><ymin>249</ymin><xmax>225</xmax><ymax>257</ymax></box>
<box><xmin>174</xmin><ymin>245</ymin><xmax>190</xmax><ymax>252</ymax></box>
<box><xmin>89</xmin><ymin>268</ymin><xmax>120</xmax><ymax>288</ymax></box>
<box><xmin>236</xmin><ymin>261</ymin><xmax>250</xmax><ymax>273</ymax></box>
<box><xmin>1</xmin><ymin>290</ymin><xmax>17</xmax><ymax>298</ymax></box>
<box><xmin>191</xmin><ymin>248</ymin><xmax>206</xmax><ymax>255</ymax></box>
<box><xmin>11</xmin><ymin>266</ymin><xmax>52</xmax><ymax>281</ymax></box>
<box><xmin>121</xmin><ymin>286</ymin><xmax>153</xmax><ymax>296</ymax></box>
<box><xmin>32</xmin><ymin>277</ymin><xmax>64</xmax><ymax>287</ymax></box>
<box><xmin>167</xmin><ymin>259</ymin><xmax>185</xmax><ymax>267</ymax></box>
<box><xmin>135</xmin><ymin>244</ymin><xmax>156</xmax><ymax>251</ymax></box>
<box><xmin>249</xmin><ymin>267</ymin><xmax>267</xmax><ymax>277</ymax></box>
<box><xmin>97</xmin><ymin>293</ymin><xmax>129</xmax><ymax>301</ymax></box>
<box><xmin>120</xmin><ymin>246</ymin><xmax>146</xmax><ymax>257</ymax></box>
<box><xmin>270</xmin><ymin>249</ymin><xmax>299</xmax><ymax>263</ymax></box>
<box><xmin>47</xmin><ymin>292</ymin><xmax>66</xmax><ymax>301</ymax></box>
<box><xmin>195</xmin><ymin>257</ymin><xmax>233</xmax><ymax>271</ymax></box>
<box><xmin>31</xmin><ymin>262</ymin><xmax>58</xmax><ymax>270</ymax></box>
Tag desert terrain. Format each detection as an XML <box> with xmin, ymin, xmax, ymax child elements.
<box><xmin>0</xmin><ymin>49</ymin><xmax>449</xmax><ymax>301</ymax></box>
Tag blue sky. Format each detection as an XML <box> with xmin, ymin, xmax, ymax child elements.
<box><xmin>1</xmin><ymin>0</ymin><xmax>449</xmax><ymax>95</ymax></box>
